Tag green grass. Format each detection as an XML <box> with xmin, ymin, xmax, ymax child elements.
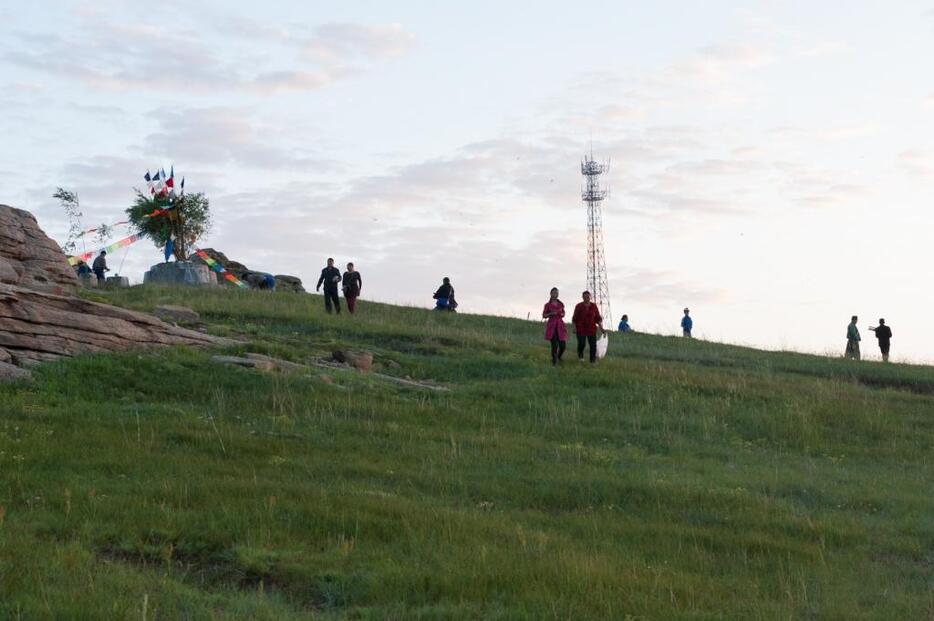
<box><xmin>1</xmin><ymin>285</ymin><xmax>933</xmax><ymax>619</ymax></box>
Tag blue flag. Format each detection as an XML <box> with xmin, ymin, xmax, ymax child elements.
<box><xmin>164</xmin><ymin>238</ymin><xmax>175</xmax><ymax>262</ymax></box>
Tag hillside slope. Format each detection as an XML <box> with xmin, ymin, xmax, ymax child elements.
<box><xmin>1</xmin><ymin>286</ymin><xmax>932</xmax><ymax>619</ymax></box>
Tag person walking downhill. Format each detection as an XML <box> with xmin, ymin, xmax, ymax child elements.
<box><xmin>681</xmin><ymin>307</ymin><xmax>693</xmax><ymax>338</ymax></box>
<box><xmin>316</xmin><ymin>258</ymin><xmax>342</xmax><ymax>314</ymax></box>
<box><xmin>92</xmin><ymin>250</ymin><xmax>109</xmax><ymax>285</ymax></box>
<box><xmin>869</xmin><ymin>318</ymin><xmax>893</xmax><ymax>362</ymax></box>
<box><xmin>342</xmin><ymin>262</ymin><xmax>362</xmax><ymax>314</ymax></box>
<box><xmin>572</xmin><ymin>291</ymin><xmax>605</xmax><ymax>364</ymax></box>
<box><xmin>542</xmin><ymin>287</ymin><xmax>567</xmax><ymax>365</ymax></box>
<box><xmin>845</xmin><ymin>315</ymin><xmax>861</xmax><ymax>360</ymax></box>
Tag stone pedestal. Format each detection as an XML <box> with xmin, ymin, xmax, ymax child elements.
<box><xmin>143</xmin><ymin>261</ymin><xmax>216</xmax><ymax>287</ymax></box>
<box><xmin>106</xmin><ymin>275</ymin><xmax>130</xmax><ymax>288</ymax></box>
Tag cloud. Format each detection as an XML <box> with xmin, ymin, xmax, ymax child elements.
<box><xmin>143</xmin><ymin>107</ymin><xmax>332</xmax><ymax>170</ymax></box>
<box><xmin>898</xmin><ymin>149</ymin><xmax>934</xmax><ymax>179</ymax></box>
<box><xmin>3</xmin><ymin>15</ymin><xmax>415</xmax><ymax>93</ymax></box>
<box><xmin>304</xmin><ymin>23</ymin><xmax>416</xmax><ymax>61</ymax></box>
<box><xmin>671</xmin><ymin>43</ymin><xmax>773</xmax><ymax>83</ymax></box>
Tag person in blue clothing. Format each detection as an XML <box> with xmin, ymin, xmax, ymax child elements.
<box><xmin>681</xmin><ymin>307</ymin><xmax>693</xmax><ymax>338</ymax></box>
<box><xmin>617</xmin><ymin>314</ymin><xmax>632</xmax><ymax>333</ymax></box>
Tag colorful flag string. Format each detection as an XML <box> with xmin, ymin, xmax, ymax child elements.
<box><xmin>194</xmin><ymin>249</ymin><xmax>248</xmax><ymax>289</ymax></box>
<box><xmin>77</xmin><ymin>221</ymin><xmax>131</xmax><ymax>238</ymax></box>
<box><xmin>68</xmin><ymin>233</ymin><xmax>144</xmax><ymax>266</ymax></box>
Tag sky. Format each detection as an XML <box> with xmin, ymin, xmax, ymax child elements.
<box><xmin>1</xmin><ymin>1</ymin><xmax>933</xmax><ymax>362</ymax></box>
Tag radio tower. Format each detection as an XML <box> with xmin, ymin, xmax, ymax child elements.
<box><xmin>581</xmin><ymin>149</ymin><xmax>612</xmax><ymax>326</ymax></box>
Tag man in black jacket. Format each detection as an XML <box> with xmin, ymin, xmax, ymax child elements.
<box><xmin>869</xmin><ymin>318</ymin><xmax>893</xmax><ymax>362</ymax></box>
<box><xmin>316</xmin><ymin>258</ymin><xmax>342</xmax><ymax>314</ymax></box>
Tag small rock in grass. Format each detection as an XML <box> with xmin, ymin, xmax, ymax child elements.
<box><xmin>211</xmin><ymin>355</ymin><xmax>276</xmax><ymax>372</ymax></box>
<box><xmin>332</xmin><ymin>350</ymin><xmax>373</xmax><ymax>372</ymax></box>
<box><xmin>0</xmin><ymin>361</ymin><xmax>32</xmax><ymax>382</ymax></box>
<box><xmin>153</xmin><ymin>304</ymin><xmax>201</xmax><ymax>324</ymax></box>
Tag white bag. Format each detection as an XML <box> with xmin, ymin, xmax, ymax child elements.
<box><xmin>596</xmin><ymin>333</ymin><xmax>609</xmax><ymax>359</ymax></box>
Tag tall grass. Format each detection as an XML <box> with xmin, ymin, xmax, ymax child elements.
<box><xmin>0</xmin><ymin>285</ymin><xmax>931</xmax><ymax>618</ymax></box>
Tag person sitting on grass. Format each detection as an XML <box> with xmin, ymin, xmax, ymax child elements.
<box><xmin>433</xmin><ymin>277</ymin><xmax>456</xmax><ymax>311</ymax></box>
<box><xmin>618</xmin><ymin>314</ymin><xmax>632</xmax><ymax>333</ymax></box>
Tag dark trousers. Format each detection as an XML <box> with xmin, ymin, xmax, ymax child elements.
<box><xmin>550</xmin><ymin>333</ymin><xmax>566</xmax><ymax>364</ymax></box>
<box><xmin>345</xmin><ymin>294</ymin><xmax>358</xmax><ymax>314</ymax></box>
<box><xmin>880</xmin><ymin>341</ymin><xmax>890</xmax><ymax>362</ymax></box>
<box><xmin>577</xmin><ymin>334</ymin><xmax>597</xmax><ymax>363</ymax></box>
<box><xmin>94</xmin><ymin>268</ymin><xmax>105</xmax><ymax>284</ymax></box>
<box><xmin>324</xmin><ymin>288</ymin><xmax>340</xmax><ymax>314</ymax></box>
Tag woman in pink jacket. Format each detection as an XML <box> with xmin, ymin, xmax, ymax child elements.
<box><xmin>542</xmin><ymin>287</ymin><xmax>567</xmax><ymax>365</ymax></box>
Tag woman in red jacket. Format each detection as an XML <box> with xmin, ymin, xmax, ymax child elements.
<box><xmin>542</xmin><ymin>287</ymin><xmax>567</xmax><ymax>365</ymax></box>
<box><xmin>572</xmin><ymin>291</ymin><xmax>605</xmax><ymax>363</ymax></box>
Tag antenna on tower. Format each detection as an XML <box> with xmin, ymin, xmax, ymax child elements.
<box><xmin>581</xmin><ymin>148</ymin><xmax>612</xmax><ymax>327</ymax></box>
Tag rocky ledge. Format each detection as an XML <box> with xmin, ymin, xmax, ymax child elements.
<box><xmin>0</xmin><ymin>204</ymin><xmax>234</xmax><ymax>382</ymax></box>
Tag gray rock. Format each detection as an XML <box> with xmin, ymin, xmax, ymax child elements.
<box><xmin>332</xmin><ymin>350</ymin><xmax>374</xmax><ymax>372</ymax></box>
<box><xmin>211</xmin><ymin>355</ymin><xmax>277</xmax><ymax>372</ymax></box>
<box><xmin>153</xmin><ymin>304</ymin><xmax>201</xmax><ymax>324</ymax></box>
<box><xmin>0</xmin><ymin>205</ymin><xmax>77</xmax><ymax>294</ymax></box>
<box><xmin>143</xmin><ymin>261</ymin><xmax>216</xmax><ymax>287</ymax></box>
<box><xmin>0</xmin><ymin>360</ymin><xmax>32</xmax><ymax>382</ymax></box>
<box><xmin>105</xmin><ymin>275</ymin><xmax>130</xmax><ymax>288</ymax></box>
<box><xmin>244</xmin><ymin>352</ymin><xmax>306</xmax><ymax>373</ymax></box>
<box><xmin>0</xmin><ymin>207</ymin><xmax>235</xmax><ymax>378</ymax></box>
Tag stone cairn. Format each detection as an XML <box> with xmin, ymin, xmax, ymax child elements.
<box><xmin>192</xmin><ymin>248</ymin><xmax>304</xmax><ymax>292</ymax></box>
<box><xmin>0</xmin><ymin>204</ymin><xmax>231</xmax><ymax>381</ymax></box>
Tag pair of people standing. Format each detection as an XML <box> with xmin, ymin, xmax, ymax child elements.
<box><xmin>542</xmin><ymin>288</ymin><xmax>605</xmax><ymax>365</ymax></box>
<box><xmin>846</xmin><ymin>316</ymin><xmax>893</xmax><ymax>362</ymax></box>
<box><xmin>315</xmin><ymin>258</ymin><xmax>362</xmax><ymax>314</ymax></box>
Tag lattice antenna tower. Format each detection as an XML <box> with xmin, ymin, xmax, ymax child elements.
<box><xmin>581</xmin><ymin>149</ymin><xmax>612</xmax><ymax>326</ymax></box>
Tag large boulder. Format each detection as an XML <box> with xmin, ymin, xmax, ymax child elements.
<box><xmin>0</xmin><ymin>206</ymin><xmax>234</xmax><ymax>381</ymax></box>
<box><xmin>143</xmin><ymin>261</ymin><xmax>216</xmax><ymax>287</ymax></box>
<box><xmin>0</xmin><ymin>205</ymin><xmax>77</xmax><ymax>294</ymax></box>
<box><xmin>194</xmin><ymin>247</ymin><xmax>304</xmax><ymax>292</ymax></box>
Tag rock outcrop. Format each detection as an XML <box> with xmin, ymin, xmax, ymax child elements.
<box><xmin>0</xmin><ymin>206</ymin><xmax>233</xmax><ymax>381</ymax></box>
<box><xmin>193</xmin><ymin>248</ymin><xmax>305</xmax><ymax>292</ymax></box>
<box><xmin>0</xmin><ymin>205</ymin><xmax>77</xmax><ymax>294</ymax></box>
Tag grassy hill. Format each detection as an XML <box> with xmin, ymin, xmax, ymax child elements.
<box><xmin>1</xmin><ymin>286</ymin><xmax>932</xmax><ymax>619</ymax></box>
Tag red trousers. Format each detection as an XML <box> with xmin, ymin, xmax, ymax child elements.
<box><xmin>345</xmin><ymin>295</ymin><xmax>358</xmax><ymax>314</ymax></box>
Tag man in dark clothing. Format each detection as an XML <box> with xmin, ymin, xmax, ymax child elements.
<box><xmin>433</xmin><ymin>277</ymin><xmax>455</xmax><ymax>311</ymax></box>
<box><xmin>92</xmin><ymin>250</ymin><xmax>109</xmax><ymax>284</ymax></box>
<box><xmin>869</xmin><ymin>318</ymin><xmax>893</xmax><ymax>362</ymax></box>
<box><xmin>342</xmin><ymin>262</ymin><xmax>362</xmax><ymax>314</ymax></box>
<box><xmin>316</xmin><ymin>258</ymin><xmax>342</xmax><ymax>314</ymax></box>
<box><xmin>571</xmin><ymin>291</ymin><xmax>605</xmax><ymax>363</ymax></box>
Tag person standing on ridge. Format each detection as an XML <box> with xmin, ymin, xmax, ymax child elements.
<box><xmin>342</xmin><ymin>262</ymin><xmax>362</xmax><ymax>314</ymax></box>
<box><xmin>542</xmin><ymin>287</ymin><xmax>567</xmax><ymax>365</ymax></box>
<box><xmin>316</xmin><ymin>258</ymin><xmax>342</xmax><ymax>314</ymax></box>
<box><xmin>618</xmin><ymin>314</ymin><xmax>632</xmax><ymax>333</ymax></box>
<box><xmin>92</xmin><ymin>250</ymin><xmax>109</xmax><ymax>285</ymax></box>
<box><xmin>572</xmin><ymin>291</ymin><xmax>605</xmax><ymax>363</ymax></box>
<box><xmin>869</xmin><ymin>318</ymin><xmax>892</xmax><ymax>362</ymax></box>
<box><xmin>845</xmin><ymin>315</ymin><xmax>861</xmax><ymax>360</ymax></box>
<box><xmin>681</xmin><ymin>307</ymin><xmax>693</xmax><ymax>338</ymax></box>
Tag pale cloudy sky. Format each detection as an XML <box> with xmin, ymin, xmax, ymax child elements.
<box><xmin>2</xmin><ymin>1</ymin><xmax>933</xmax><ymax>362</ymax></box>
